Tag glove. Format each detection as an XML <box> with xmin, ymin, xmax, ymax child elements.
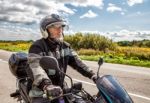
<box><xmin>91</xmin><ymin>74</ymin><xmax>98</xmax><ymax>83</ymax></box>
<box><xmin>43</xmin><ymin>85</ymin><xmax>63</xmax><ymax>98</ymax></box>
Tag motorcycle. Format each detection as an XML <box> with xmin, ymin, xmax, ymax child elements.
<box><xmin>9</xmin><ymin>52</ymin><xmax>133</xmax><ymax>103</ymax></box>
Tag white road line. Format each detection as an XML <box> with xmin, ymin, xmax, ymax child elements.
<box><xmin>128</xmin><ymin>93</ymin><xmax>150</xmax><ymax>101</ymax></box>
<box><xmin>71</xmin><ymin>78</ymin><xmax>150</xmax><ymax>101</ymax></box>
<box><xmin>1</xmin><ymin>59</ymin><xmax>150</xmax><ymax>101</ymax></box>
<box><xmin>72</xmin><ymin>78</ymin><xmax>96</xmax><ymax>86</ymax></box>
<box><xmin>0</xmin><ymin>59</ymin><xmax>7</xmax><ymax>63</ymax></box>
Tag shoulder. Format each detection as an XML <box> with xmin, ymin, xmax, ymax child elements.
<box><xmin>32</xmin><ymin>38</ymin><xmax>44</xmax><ymax>46</ymax></box>
<box><xmin>31</xmin><ymin>38</ymin><xmax>47</xmax><ymax>49</ymax></box>
<box><xmin>63</xmin><ymin>41</ymin><xmax>70</xmax><ymax>47</ymax></box>
<box><xmin>29</xmin><ymin>38</ymin><xmax>45</xmax><ymax>53</ymax></box>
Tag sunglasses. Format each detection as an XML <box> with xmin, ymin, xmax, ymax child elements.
<box><xmin>46</xmin><ymin>23</ymin><xmax>69</xmax><ymax>31</ymax></box>
<box><xmin>51</xmin><ymin>24</ymin><xmax>65</xmax><ymax>28</ymax></box>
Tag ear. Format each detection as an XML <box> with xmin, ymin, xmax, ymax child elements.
<box><xmin>40</xmin><ymin>27</ymin><xmax>48</xmax><ymax>39</ymax></box>
<box><xmin>46</xmin><ymin>29</ymin><xmax>51</xmax><ymax>38</ymax></box>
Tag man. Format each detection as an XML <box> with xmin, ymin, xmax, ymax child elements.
<box><xmin>28</xmin><ymin>14</ymin><xmax>96</xmax><ymax>103</ymax></box>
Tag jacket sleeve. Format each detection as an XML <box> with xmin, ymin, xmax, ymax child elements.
<box><xmin>68</xmin><ymin>48</ymin><xmax>95</xmax><ymax>79</ymax></box>
<box><xmin>28</xmin><ymin>44</ymin><xmax>52</xmax><ymax>89</ymax></box>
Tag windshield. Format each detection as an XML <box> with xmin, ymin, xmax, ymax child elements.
<box><xmin>96</xmin><ymin>75</ymin><xmax>133</xmax><ymax>103</ymax></box>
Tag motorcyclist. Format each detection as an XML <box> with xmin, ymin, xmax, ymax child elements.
<box><xmin>28</xmin><ymin>13</ymin><xmax>96</xmax><ymax>103</ymax></box>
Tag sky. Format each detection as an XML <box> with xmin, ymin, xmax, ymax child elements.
<box><xmin>0</xmin><ymin>0</ymin><xmax>150</xmax><ymax>41</ymax></box>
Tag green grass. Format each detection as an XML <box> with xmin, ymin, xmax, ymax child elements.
<box><xmin>0</xmin><ymin>46</ymin><xmax>28</xmax><ymax>52</ymax></box>
<box><xmin>79</xmin><ymin>55</ymin><xmax>150</xmax><ymax>68</ymax></box>
<box><xmin>0</xmin><ymin>42</ymin><xmax>30</xmax><ymax>52</ymax></box>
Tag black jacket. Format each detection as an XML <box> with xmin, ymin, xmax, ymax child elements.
<box><xmin>28</xmin><ymin>38</ymin><xmax>94</xmax><ymax>89</ymax></box>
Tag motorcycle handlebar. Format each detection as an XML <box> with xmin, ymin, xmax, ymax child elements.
<box><xmin>43</xmin><ymin>82</ymin><xmax>82</xmax><ymax>101</ymax></box>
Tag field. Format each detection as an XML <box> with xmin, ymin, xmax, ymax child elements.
<box><xmin>0</xmin><ymin>41</ymin><xmax>31</xmax><ymax>52</ymax></box>
<box><xmin>0</xmin><ymin>41</ymin><xmax>150</xmax><ymax>68</ymax></box>
<box><xmin>78</xmin><ymin>47</ymin><xmax>150</xmax><ymax>68</ymax></box>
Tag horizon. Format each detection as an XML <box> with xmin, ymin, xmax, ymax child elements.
<box><xmin>0</xmin><ymin>33</ymin><xmax>150</xmax><ymax>42</ymax></box>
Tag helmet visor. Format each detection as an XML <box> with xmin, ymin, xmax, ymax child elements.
<box><xmin>46</xmin><ymin>21</ymin><xmax>69</xmax><ymax>31</ymax></box>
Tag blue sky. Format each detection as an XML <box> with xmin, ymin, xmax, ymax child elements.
<box><xmin>0</xmin><ymin>0</ymin><xmax>150</xmax><ymax>41</ymax></box>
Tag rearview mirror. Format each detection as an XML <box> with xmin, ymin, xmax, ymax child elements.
<box><xmin>39</xmin><ymin>56</ymin><xmax>60</xmax><ymax>75</ymax></box>
<box><xmin>97</xmin><ymin>57</ymin><xmax>104</xmax><ymax>77</ymax></box>
<box><xmin>98</xmin><ymin>57</ymin><xmax>103</xmax><ymax>66</ymax></box>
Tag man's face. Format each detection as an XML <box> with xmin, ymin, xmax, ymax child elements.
<box><xmin>47</xmin><ymin>24</ymin><xmax>63</xmax><ymax>39</ymax></box>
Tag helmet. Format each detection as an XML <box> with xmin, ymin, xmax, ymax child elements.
<box><xmin>8</xmin><ymin>52</ymin><xmax>28</xmax><ymax>78</ymax></box>
<box><xmin>40</xmin><ymin>14</ymin><xmax>67</xmax><ymax>39</ymax></box>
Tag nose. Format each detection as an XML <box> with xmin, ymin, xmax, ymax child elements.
<box><xmin>57</xmin><ymin>27</ymin><xmax>63</xmax><ymax>33</ymax></box>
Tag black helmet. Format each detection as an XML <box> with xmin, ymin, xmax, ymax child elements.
<box><xmin>8</xmin><ymin>52</ymin><xmax>28</xmax><ymax>78</ymax></box>
<box><xmin>40</xmin><ymin>14</ymin><xmax>67</xmax><ymax>39</ymax></box>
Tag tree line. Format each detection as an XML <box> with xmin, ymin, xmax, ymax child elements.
<box><xmin>0</xmin><ymin>33</ymin><xmax>149</xmax><ymax>50</ymax></box>
<box><xmin>117</xmin><ymin>39</ymin><xmax>150</xmax><ymax>47</ymax></box>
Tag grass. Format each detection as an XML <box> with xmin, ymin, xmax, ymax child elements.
<box><xmin>0</xmin><ymin>42</ymin><xmax>31</xmax><ymax>52</ymax></box>
<box><xmin>79</xmin><ymin>55</ymin><xmax>150</xmax><ymax>68</ymax></box>
<box><xmin>78</xmin><ymin>48</ymin><xmax>150</xmax><ymax>68</ymax></box>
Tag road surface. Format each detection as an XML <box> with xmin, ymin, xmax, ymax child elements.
<box><xmin>0</xmin><ymin>50</ymin><xmax>150</xmax><ymax>103</ymax></box>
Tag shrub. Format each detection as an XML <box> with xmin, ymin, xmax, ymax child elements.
<box><xmin>64</xmin><ymin>33</ymin><xmax>117</xmax><ymax>51</ymax></box>
<box><xmin>77</xmin><ymin>49</ymin><xmax>101</xmax><ymax>56</ymax></box>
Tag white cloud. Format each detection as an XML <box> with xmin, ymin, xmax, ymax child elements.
<box><xmin>55</xmin><ymin>0</ymin><xmax>104</xmax><ymax>9</ymax></box>
<box><xmin>137</xmin><ymin>11</ymin><xmax>142</xmax><ymax>15</ymax></box>
<box><xmin>121</xmin><ymin>12</ymin><xmax>125</xmax><ymax>15</ymax></box>
<box><xmin>115</xmin><ymin>26</ymin><xmax>123</xmax><ymax>29</ymax></box>
<box><xmin>107</xmin><ymin>3</ymin><xmax>122</xmax><ymax>13</ymax></box>
<box><xmin>80</xmin><ymin>10</ymin><xmax>98</xmax><ymax>19</ymax></box>
<box><xmin>0</xmin><ymin>22</ymin><xmax>41</xmax><ymax>40</ymax></box>
<box><xmin>127</xmin><ymin>0</ymin><xmax>144</xmax><ymax>6</ymax></box>
<box><xmin>0</xmin><ymin>28</ymin><xmax>41</xmax><ymax>40</ymax></box>
<box><xmin>0</xmin><ymin>0</ymin><xmax>103</xmax><ymax>40</ymax></box>
<box><xmin>0</xmin><ymin>0</ymin><xmax>75</xmax><ymax>24</ymax></box>
<box><xmin>0</xmin><ymin>0</ymin><xmax>104</xmax><ymax>39</ymax></box>
<box><xmin>106</xmin><ymin>30</ymin><xmax>150</xmax><ymax>41</ymax></box>
<box><xmin>64</xmin><ymin>29</ymin><xmax>150</xmax><ymax>41</ymax></box>
<box><xmin>126</xmin><ymin>11</ymin><xmax>146</xmax><ymax>18</ymax></box>
<box><xmin>64</xmin><ymin>29</ymin><xmax>75</xmax><ymax>35</ymax></box>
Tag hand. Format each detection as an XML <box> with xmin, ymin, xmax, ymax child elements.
<box><xmin>91</xmin><ymin>74</ymin><xmax>98</xmax><ymax>83</ymax></box>
<box><xmin>43</xmin><ymin>85</ymin><xmax>63</xmax><ymax>98</ymax></box>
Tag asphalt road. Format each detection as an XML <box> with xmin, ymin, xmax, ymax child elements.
<box><xmin>0</xmin><ymin>50</ymin><xmax>150</xmax><ymax>103</ymax></box>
